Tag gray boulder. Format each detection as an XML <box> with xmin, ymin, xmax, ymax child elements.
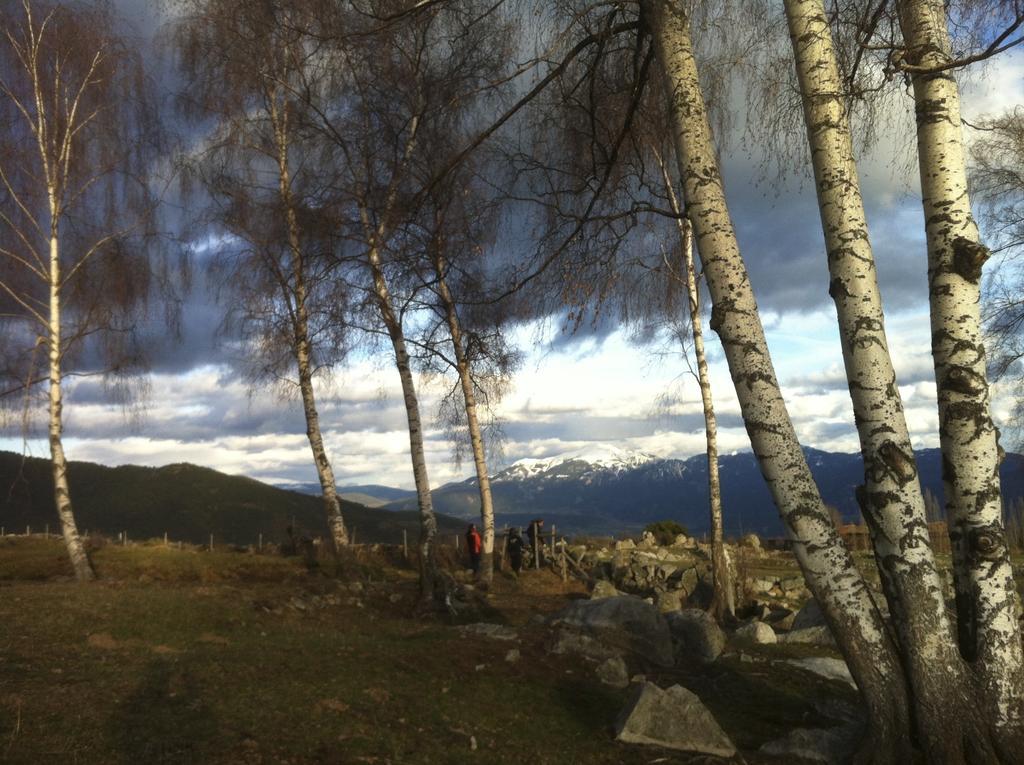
<box><xmin>759</xmin><ymin>724</ymin><xmax>863</xmax><ymax>763</ymax></box>
<box><xmin>784</xmin><ymin>657</ymin><xmax>857</xmax><ymax>689</ymax></box>
<box><xmin>781</xmin><ymin>625</ymin><xmax>837</xmax><ymax>648</ymax></box>
<box><xmin>590</xmin><ymin>580</ymin><xmax>620</xmax><ymax>600</ymax></box>
<box><xmin>665</xmin><ymin>609</ymin><xmax>726</xmax><ymax>664</ymax></box>
<box><xmin>792</xmin><ymin>598</ymin><xmax>827</xmax><ymax>630</ymax></box>
<box><xmin>655</xmin><ymin>590</ymin><xmax>683</xmax><ymax>614</ymax></box>
<box><xmin>740</xmin><ymin>533</ymin><xmax>762</xmax><ymax>550</ymax></box>
<box><xmin>547</xmin><ymin>596</ymin><xmax>674</xmax><ymax>667</ymax></box>
<box><xmin>614</xmin><ymin>682</ymin><xmax>736</xmax><ymax>757</ymax></box>
<box><xmin>549</xmin><ymin>629</ymin><xmax>621</xmax><ymax>662</ymax></box>
<box><xmin>734</xmin><ymin>620</ymin><xmax>777</xmax><ymax>645</ymax></box>
<box><xmin>595</xmin><ymin>656</ymin><xmax>630</xmax><ymax>689</ymax></box>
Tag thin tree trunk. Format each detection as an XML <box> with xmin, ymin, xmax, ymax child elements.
<box><xmin>48</xmin><ymin>223</ymin><xmax>94</xmax><ymax>582</ymax></box>
<box><xmin>657</xmin><ymin>156</ymin><xmax>733</xmax><ymax>620</ymax></box>
<box><xmin>784</xmin><ymin>2</ymin><xmax>990</xmax><ymax>759</ymax></box>
<box><xmin>273</xmin><ymin>102</ymin><xmax>348</xmax><ymax>551</ymax></box>
<box><xmin>681</xmin><ymin>221</ymin><xmax>734</xmax><ymax>622</ymax></box>
<box><xmin>367</xmin><ymin>245</ymin><xmax>439</xmax><ymax>603</ymax></box>
<box><xmin>641</xmin><ymin>2</ymin><xmax>911</xmax><ymax>757</ymax></box>
<box><xmin>432</xmin><ymin>252</ymin><xmax>496</xmax><ymax>585</ymax></box>
<box><xmin>897</xmin><ymin>0</ymin><xmax>1024</xmax><ymax>752</ymax></box>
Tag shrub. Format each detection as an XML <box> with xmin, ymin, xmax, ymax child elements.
<box><xmin>643</xmin><ymin>520</ymin><xmax>689</xmax><ymax>546</ymax></box>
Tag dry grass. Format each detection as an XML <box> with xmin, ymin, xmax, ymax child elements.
<box><xmin>1</xmin><ymin>536</ymin><xmax>859</xmax><ymax>764</ymax></box>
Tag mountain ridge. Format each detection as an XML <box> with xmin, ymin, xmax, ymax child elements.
<box><xmin>0</xmin><ymin>451</ymin><xmax>463</xmax><ymax>546</ymax></box>
<box><xmin>350</xmin><ymin>446</ymin><xmax>1024</xmax><ymax>537</ymax></box>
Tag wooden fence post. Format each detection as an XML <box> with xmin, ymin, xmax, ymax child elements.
<box><xmin>26</xmin><ymin>525</ymin><xmax>30</xmax><ymax>536</ymax></box>
<box><xmin>209</xmin><ymin>533</ymin><xmax>214</xmax><ymax>552</ymax></box>
<box><xmin>403</xmin><ymin>529</ymin><xmax>408</xmax><ymax>560</ymax></box>
<box><xmin>163</xmin><ymin>531</ymin><xmax>168</xmax><ymax>546</ymax></box>
<box><xmin>550</xmin><ymin>525</ymin><xmax>556</xmax><ymax>557</ymax></box>
<box><xmin>258</xmin><ymin>532</ymin><xmax>263</xmax><ymax>552</ymax></box>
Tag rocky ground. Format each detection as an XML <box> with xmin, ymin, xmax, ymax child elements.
<box><xmin>0</xmin><ymin>533</ymin><xmax>961</xmax><ymax>763</ymax></box>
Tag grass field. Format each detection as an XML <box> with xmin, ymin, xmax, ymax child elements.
<box><xmin>1</xmin><ymin>537</ymin><xmax>860</xmax><ymax>764</ymax></box>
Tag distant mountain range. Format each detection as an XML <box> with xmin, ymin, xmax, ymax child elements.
<box><xmin>0</xmin><ymin>451</ymin><xmax>463</xmax><ymax>546</ymax></box>
<box><xmin>319</xmin><ymin>445</ymin><xmax>1024</xmax><ymax>538</ymax></box>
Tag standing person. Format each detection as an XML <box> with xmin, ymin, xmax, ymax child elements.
<box><xmin>526</xmin><ymin>519</ymin><xmax>545</xmax><ymax>568</ymax></box>
<box><xmin>507</xmin><ymin>527</ymin><xmax>525</xmax><ymax>574</ymax></box>
<box><xmin>465</xmin><ymin>524</ymin><xmax>482</xmax><ymax>576</ymax></box>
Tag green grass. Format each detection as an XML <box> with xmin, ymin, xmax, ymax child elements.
<box><xmin>1</xmin><ymin>538</ymin><xmax>859</xmax><ymax>764</ymax></box>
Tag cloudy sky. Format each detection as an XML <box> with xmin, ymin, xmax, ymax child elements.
<box><xmin>2</xmin><ymin>18</ymin><xmax>1022</xmax><ymax>491</ymax></box>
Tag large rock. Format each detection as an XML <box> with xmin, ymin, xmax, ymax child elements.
<box><xmin>740</xmin><ymin>533</ymin><xmax>762</xmax><ymax>551</ymax></box>
<box><xmin>734</xmin><ymin>620</ymin><xmax>777</xmax><ymax>645</ymax></box>
<box><xmin>655</xmin><ymin>590</ymin><xmax>683</xmax><ymax>614</ymax></box>
<box><xmin>784</xmin><ymin>657</ymin><xmax>857</xmax><ymax>689</ymax></box>
<box><xmin>547</xmin><ymin>595</ymin><xmax>674</xmax><ymax>667</ymax></box>
<box><xmin>665</xmin><ymin>609</ymin><xmax>726</xmax><ymax>664</ymax></box>
<box><xmin>792</xmin><ymin>599</ymin><xmax>827</xmax><ymax>630</ymax></box>
<box><xmin>614</xmin><ymin>682</ymin><xmax>736</xmax><ymax>757</ymax></box>
<box><xmin>781</xmin><ymin>626</ymin><xmax>836</xmax><ymax>648</ymax></box>
<box><xmin>549</xmin><ymin>629</ymin><xmax>621</xmax><ymax>662</ymax></box>
<box><xmin>595</xmin><ymin>656</ymin><xmax>630</xmax><ymax>689</ymax></box>
<box><xmin>590</xmin><ymin>580</ymin><xmax>621</xmax><ymax>600</ymax></box>
<box><xmin>759</xmin><ymin>724</ymin><xmax>863</xmax><ymax>763</ymax></box>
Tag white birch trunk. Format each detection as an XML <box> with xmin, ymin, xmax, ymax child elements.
<box><xmin>897</xmin><ymin>0</ymin><xmax>1024</xmax><ymax>749</ymax></box>
<box><xmin>47</xmin><ymin>216</ymin><xmax>94</xmax><ymax>582</ymax></box>
<box><xmin>784</xmin><ymin>2</ymin><xmax>986</xmax><ymax>757</ymax></box>
<box><xmin>367</xmin><ymin>245</ymin><xmax>439</xmax><ymax>601</ymax></box>
<box><xmin>433</xmin><ymin>254</ymin><xmax>496</xmax><ymax>584</ymax></box>
<box><xmin>681</xmin><ymin>221</ymin><xmax>734</xmax><ymax>621</ymax></box>
<box><xmin>273</xmin><ymin>105</ymin><xmax>348</xmax><ymax>551</ymax></box>
<box><xmin>641</xmin><ymin>2</ymin><xmax>910</xmax><ymax>754</ymax></box>
<box><xmin>658</xmin><ymin>158</ymin><xmax>733</xmax><ymax>619</ymax></box>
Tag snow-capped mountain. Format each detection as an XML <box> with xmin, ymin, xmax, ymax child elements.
<box><xmin>492</xmin><ymin>446</ymin><xmax>658</xmax><ymax>483</ymax></box>
<box><xmin>372</xmin><ymin>445</ymin><xmax>1024</xmax><ymax>538</ymax></box>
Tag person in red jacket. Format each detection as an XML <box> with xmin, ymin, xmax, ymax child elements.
<box><xmin>465</xmin><ymin>524</ymin><xmax>482</xmax><ymax>575</ymax></box>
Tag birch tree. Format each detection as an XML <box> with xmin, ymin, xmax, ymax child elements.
<box><xmin>0</xmin><ymin>0</ymin><xmax>160</xmax><ymax>581</ymax></box>
<box><xmin>638</xmin><ymin>2</ymin><xmax>915</xmax><ymax>756</ymax></box>
<box><xmin>781</xmin><ymin>0</ymin><xmax>1008</xmax><ymax>757</ymax></box>
<box><xmin>894</xmin><ymin>0</ymin><xmax>1024</xmax><ymax>751</ymax></box>
<box><xmin>173</xmin><ymin>0</ymin><xmax>351</xmax><ymax>551</ymax></box>
<box><xmin>653</xmin><ymin>149</ymin><xmax>734</xmax><ymax>621</ymax></box>
<box><xmin>296</xmin><ymin>0</ymin><xmax>515</xmax><ymax>603</ymax></box>
<box><xmin>414</xmin><ymin>178</ymin><xmax>519</xmax><ymax>587</ymax></box>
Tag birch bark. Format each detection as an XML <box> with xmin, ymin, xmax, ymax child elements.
<box><xmin>367</xmin><ymin>243</ymin><xmax>439</xmax><ymax>602</ymax></box>
<box><xmin>897</xmin><ymin>0</ymin><xmax>1024</xmax><ymax>749</ymax></box>
<box><xmin>657</xmin><ymin>156</ymin><xmax>733</xmax><ymax>620</ymax></box>
<box><xmin>641</xmin><ymin>1</ymin><xmax>910</xmax><ymax>755</ymax></box>
<box><xmin>432</xmin><ymin>252</ymin><xmax>496</xmax><ymax>584</ymax></box>
<box><xmin>48</xmin><ymin>221</ymin><xmax>94</xmax><ymax>582</ymax></box>
<box><xmin>271</xmin><ymin>98</ymin><xmax>349</xmax><ymax>551</ymax></box>
<box><xmin>783</xmin><ymin>1</ymin><xmax>988</xmax><ymax>757</ymax></box>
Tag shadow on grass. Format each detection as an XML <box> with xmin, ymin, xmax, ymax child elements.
<box><xmin>105</xmin><ymin>658</ymin><xmax>220</xmax><ymax>764</ymax></box>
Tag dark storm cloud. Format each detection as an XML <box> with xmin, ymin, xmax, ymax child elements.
<box><xmin>721</xmin><ymin>154</ymin><xmax>930</xmax><ymax>317</ymax></box>
<box><xmin>103</xmin><ymin>0</ymin><xmax>934</xmax><ymax>395</ymax></box>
